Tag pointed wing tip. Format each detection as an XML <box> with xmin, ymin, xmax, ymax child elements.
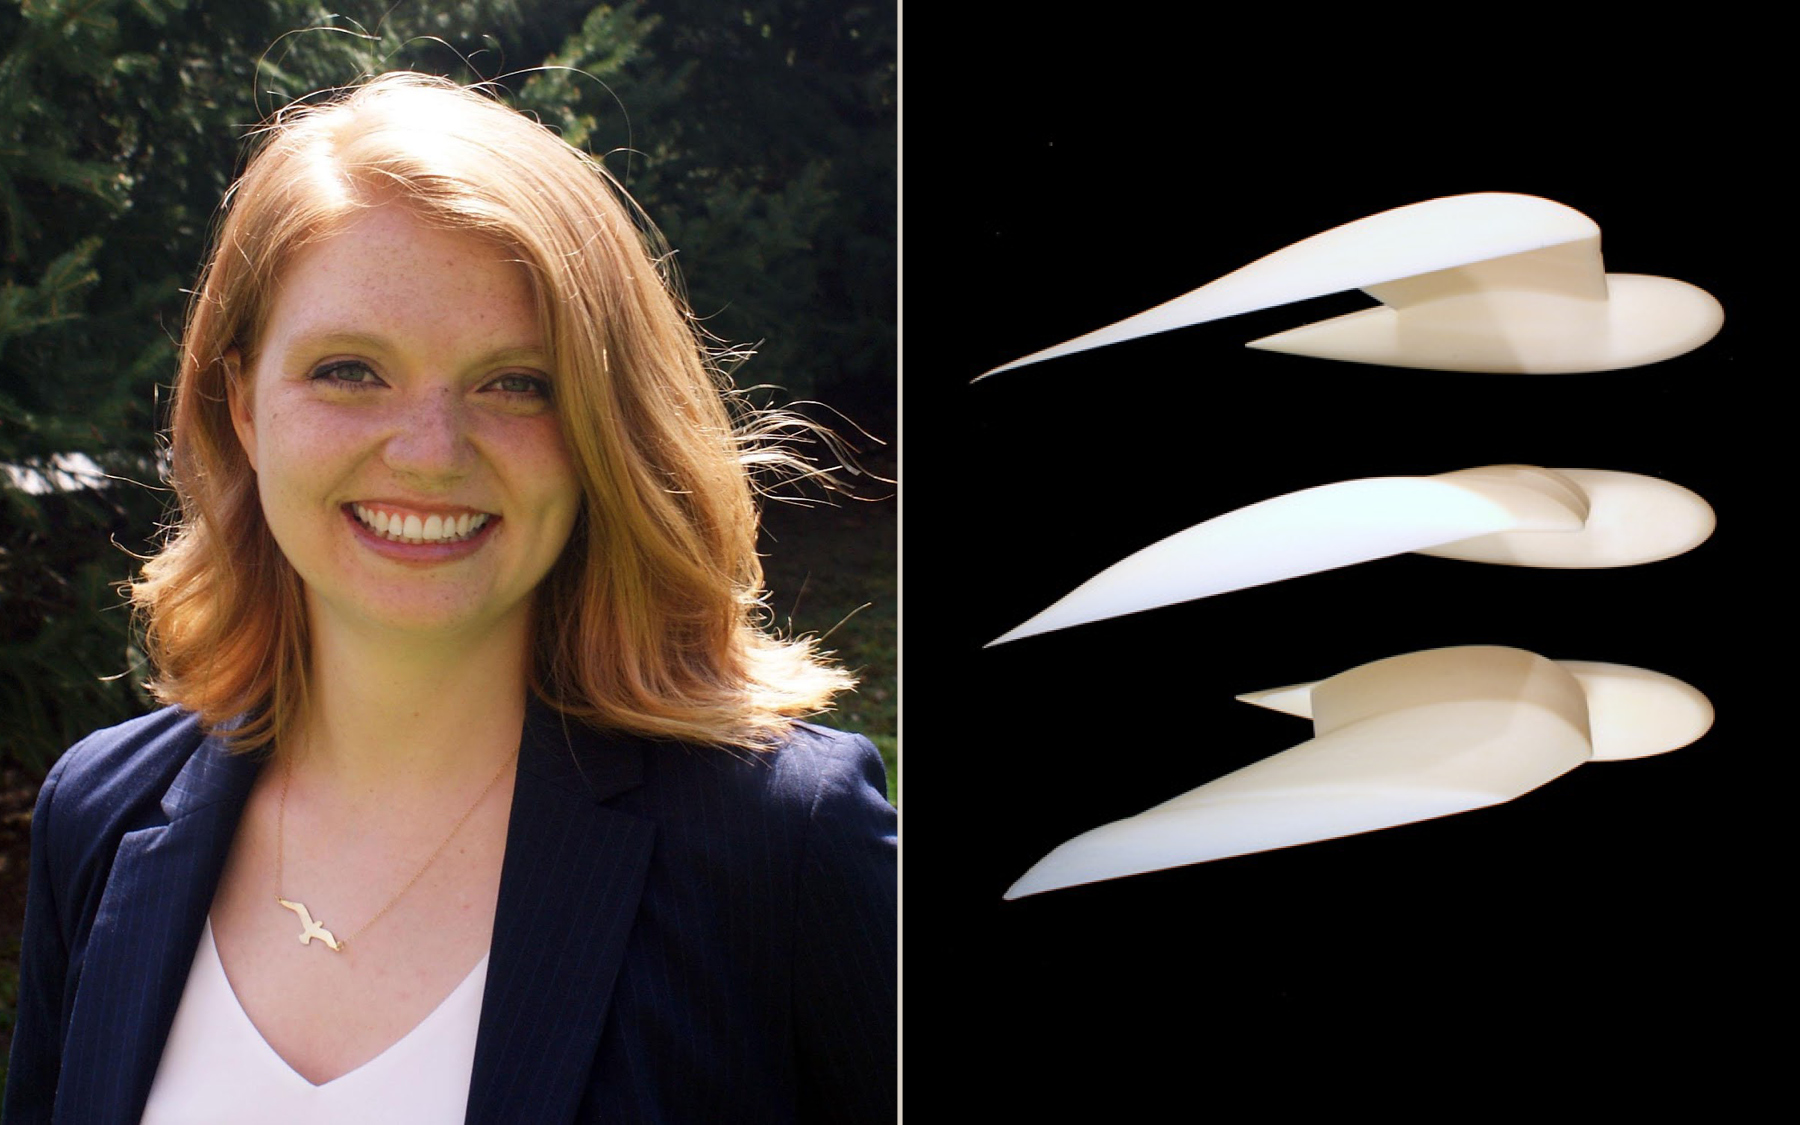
<box><xmin>1241</xmin><ymin>333</ymin><xmax>1315</xmax><ymax>360</ymax></box>
<box><xmin>1003</xmin><ymin>872</ymin><xmax>1049</xmax><ymax>900</ymax></box>
<box><xmin>987</xmin><ymin>618</ymin><xmax>1051</xmax><ymax>647</ymax></box>
<box><xmin>974</xmin><ymin>354</ymin><xmax>1040</xmax><ymax>382</ymax></box>
<box><xmin>1235</xmin><ymin>683</ymin><xmax>1316</xmax><ymax>718</ymax></box>
<box><xmin>1006</xmin><ymin>865</ymin><xmax>1089</xmax><ymax>899</ymax></box>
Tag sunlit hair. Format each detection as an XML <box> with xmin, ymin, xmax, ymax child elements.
<box><xmin>134</xmin><ymin>72</ymin><xmax>853</xmax><ymax>753</ymax></box>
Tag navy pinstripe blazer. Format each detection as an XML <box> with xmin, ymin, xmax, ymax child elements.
<box><xmin>3</xmin><ymin>702</ymin><xmax>897</xmax><ymax>1124</ymax></box>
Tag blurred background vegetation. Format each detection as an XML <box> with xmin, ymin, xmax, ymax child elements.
<box><xmin>0</xmin><ymin>0</ymin><xmax>897</xmax><ymax>788</ymax></box>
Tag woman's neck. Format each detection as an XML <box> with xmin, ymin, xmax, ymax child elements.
<box><xmin>285</xmin><ymin>606</ymin><xmax>535</xmax><ymax>798</ymax></box>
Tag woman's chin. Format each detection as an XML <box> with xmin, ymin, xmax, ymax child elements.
<box><xmin>301</xmin><ymin>583</ymin><xmax>537</xmax><ymax>651</ymax></box>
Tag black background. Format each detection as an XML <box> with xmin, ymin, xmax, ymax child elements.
<box><xmin>906</xmin><ymin>13</ymin><xmax>1777</xmax><ymax>1112</ymax></box>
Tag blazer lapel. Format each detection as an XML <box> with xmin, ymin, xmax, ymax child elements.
<box><xmin>465</xmin><ymin>707</ymin><xmax>656</xmax><ymax>1125</ymax></box>
<box><xmin>56</xmin><ymin>734</ymin><xmax>260</xmax><ymax>1124</ymax></box>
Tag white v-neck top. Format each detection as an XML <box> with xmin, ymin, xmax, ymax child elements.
<box><xmin>141</xmin><ymin>918</ymin><xmax>488</xmax><ymax>1124</ymax></box>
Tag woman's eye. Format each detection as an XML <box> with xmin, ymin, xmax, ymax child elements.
<box><xmin>485</xmin><ymin>372</ymin><xmax>552</xmax><ymax>399</ymax></box>
<box><xmin>308</xmin><ymin>360</ymin><xmax>384</xmax><ymax>388</ymax></box>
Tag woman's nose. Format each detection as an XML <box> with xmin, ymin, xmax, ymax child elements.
<box><xmin>383</xmin><ymin>386</ymin><xmax>473</xmax><ymax>481</ymax></box>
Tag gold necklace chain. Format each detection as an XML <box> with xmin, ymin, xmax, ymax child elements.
<box><xmin>274</xmin><ymin>749</ymin><xmax>517</xmax><ymax>953</ymax></box>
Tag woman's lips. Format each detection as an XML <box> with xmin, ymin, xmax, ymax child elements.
<box><xmin>350</xmin><ymin>502</ymin><xmax>493</xmax><ymax>543</ymax></box>
<box><xmin>342</xmin><ymin>503</ymin><xmax>498</xmax><ymax>561</ymax></box>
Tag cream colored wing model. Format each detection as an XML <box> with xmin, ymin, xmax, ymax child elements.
<box><xmin>975</xmin><ymin>193</ymin><xmax>1722</xmax><ymax>377</ymax></box>
<box><xmin>990</xmin><ymin>465</ymin><xmax>1713</xmax><ymax>646</ymax></box>
<box><xmin>1005</xmin><ymin>646</ymin><xmax>1713</xmax><ymax>899</ymax></box>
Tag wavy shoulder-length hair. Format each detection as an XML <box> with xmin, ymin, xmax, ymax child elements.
<box><xmin>134</xmin><ymin>72</ymin><xmax>852</xmax><ymax>753</ymax></box>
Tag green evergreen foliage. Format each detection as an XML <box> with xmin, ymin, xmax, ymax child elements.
<box><xmin>520</xmin><ymin>0</ymin><xmax>897</xmax><ymax>409</ymax></box>
<box><xmin>0</xmin><ymin>0</ymin><xmax>895</xmax><ymax>776</ymax></box>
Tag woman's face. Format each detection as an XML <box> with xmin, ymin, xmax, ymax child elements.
<box><xmin>230</xmin><ymin>203</ymin><xmax>581</xmax><ymax>649</ymax></box>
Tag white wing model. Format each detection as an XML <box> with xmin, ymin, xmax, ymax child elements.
<box><xmin>1005</xmin><ymin>646</ymin><xmax>1713</xmax><ymax>899</ymax></box>
<box><xmin>990</xmin><ymin>465</ymin><xmax>1713</xmax><ymax>645</ymax></box>
<box><xmin>976</xmin><ymin>193</ymin><xmax>1723</xmax><ymax>377</ymax></box>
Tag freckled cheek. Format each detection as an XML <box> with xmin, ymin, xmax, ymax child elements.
<box><xmin>477</xmin><ymin>417</ymin><xmax>580</xmax><ymax>491</ymax></box>
<box><xmin>252</xmin><ymin>407</ymin><xmax>378</xmax><ymax>526</ymax></box>
<box><xmin>507</xmin><ymin>426</ymin><xmax>583</xmax><ymax>548</ymax></box>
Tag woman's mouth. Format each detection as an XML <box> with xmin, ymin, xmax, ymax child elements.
<box><xmin>348</xmin><ymin>503</ymin><xmax>495</xmax><ymax>544</ymax></box>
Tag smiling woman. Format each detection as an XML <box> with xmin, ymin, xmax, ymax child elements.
<box><xmin>139</xmin><ymin>73</ymin><xmax>856</xmax><ymax>757</ymax></box>
<box><xmin>2</xmin><ymin>74</ymin><xmax>895</xmax><ymax>1124</ymax></box>
<box><xmin>230</xmin><ymin>204</ymin><xmax>581</xmax><ymax>648</ymax></box>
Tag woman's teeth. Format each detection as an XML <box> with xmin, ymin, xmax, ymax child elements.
<box><xmin>352</xmin><ymin>504</ymin><xmax>491</xmax><ymax>543</ymax></box>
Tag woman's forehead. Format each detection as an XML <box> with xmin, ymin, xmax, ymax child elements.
<box><xmin>259</xmin><ymin>205</ymin><xmax>544</xmax><ymax>359</ymax></box>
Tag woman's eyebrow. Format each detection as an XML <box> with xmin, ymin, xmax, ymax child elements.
<box><xmin>281</xmin><ymin>328</ymin><xmax>390</xmax><ymax>356</ymax></box>
<box><xmin>279</xmin><ymin>329</ymin><xmax>549</xmax><ymax>369</ymax></box>
<box><xmin>479</xmin><ymin>345</ymin><xmax>552</xmax><ymax>369</ymax></box>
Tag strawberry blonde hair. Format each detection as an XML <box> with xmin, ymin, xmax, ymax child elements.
<box><xmin>133</xmin><ymin>72</ymin><xmax>852</xmax><ymax>752</ymax></box>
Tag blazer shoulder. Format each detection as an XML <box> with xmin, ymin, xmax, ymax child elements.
<box><xmin>691</xmin><ymin>721</ymin><xmax>892</xmax><ymax>846</ymax></box>
<box><xmin>623</xmin><ymin>719</ymin><xmax>894</xmax><ymax>861</ymax></box>
<box><xmin>36</xmin><ymin>706</ymin><xmax>214</xmax><ymax>860</ymax></box>
<box><xmin>772</xmin><ymin>720</ymin><xmax>892</xmax><ymax>810</ymax></box>
<box><xmin>621</xmin><ymin>718</ymin><xmax>885</xmax><ymax>803</ymax></box>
